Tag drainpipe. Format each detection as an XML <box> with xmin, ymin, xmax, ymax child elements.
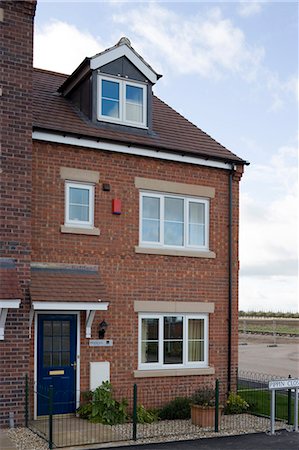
<box><xmin>228</xmin><ymin>167</ymin><xmax>234</xmax><ymax>394</ymax></box>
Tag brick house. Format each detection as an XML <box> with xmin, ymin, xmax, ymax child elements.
<box><xmin>0</xmin><ymin>1</ymin><xmax>247</xmax><ymax>425</ymax></box>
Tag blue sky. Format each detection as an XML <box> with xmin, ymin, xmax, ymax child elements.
<box><xmin>34</xmin><ymin>1</ymin><xmax>298</xmax><ymax>312</ymax></box>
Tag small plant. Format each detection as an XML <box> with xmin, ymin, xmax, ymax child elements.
<box><xmin>136</xmin><ymin>404</ymin><xmax>159</xmax><ymax>423</ymax></box>
<box><xmin>76</xmin><ymin>381</ymin><xmax>128</xmax><ymax>425</ymax></box>
<box><xmin>191</xmin><ymin>388</ymin><xmax>215</xmax><ymax>407</ymax></box>
<box><xmin>159</xmin><ymin>397</ymin><xmax>191</xmax><ymax>420</ymax></box>
<box><xmin>224</xmin><ymin>392</ymin><xmax>249</xmax><ymax>415</ymax></box>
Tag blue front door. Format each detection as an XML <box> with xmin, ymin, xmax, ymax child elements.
<box><xmin>37</xmin><ymin>314</ymin><xmax>77</xmax><ymax>416</ymax></box>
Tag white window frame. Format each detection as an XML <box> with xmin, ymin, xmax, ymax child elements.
<box><xmin>138</xmin><ymin>313</ymin><xmax>209</xmax><ymax>370</ymax></box>
<box><xmin>97</xmin><ymin>75</ymin><xmax>147</xmax><ymax>128</ymax></box>
<box><xmin>65</xmin><ymin>181</ymin><xmax>94</xmax><ymax>228</ymax></box>
<box><xmin>139</xmin><ymin>191</ymin><xmax>209</xmax><ymax>251</ymax></box>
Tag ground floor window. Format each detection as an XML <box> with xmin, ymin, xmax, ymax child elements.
<box><xmin>138</xmin><ymin>313</ymin><xmax>208</xmax><ymax>370</ymax></box>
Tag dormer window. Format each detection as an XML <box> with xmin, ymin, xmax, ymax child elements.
<box><xmin>98</xmin><ymin>75</ymin><xmax>147</xmax><ymax>128</ymax></box>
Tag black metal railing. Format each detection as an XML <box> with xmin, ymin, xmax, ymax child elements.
<box><xmin>25</xmin><ymin>373</ymin><xmax>297</xmax><ymax>449</ymax></box>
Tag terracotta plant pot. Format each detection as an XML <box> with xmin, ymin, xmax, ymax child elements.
<box><xmin>191</xmin><ymin>404</ymin><xmax>216</xmax><ymax>427</ymax></box>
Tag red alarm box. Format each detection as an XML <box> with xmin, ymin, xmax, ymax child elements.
<box><xmin>112</xmin><ymin>199</ymin><xmax>121</xmax><ymax>215</ymax></box>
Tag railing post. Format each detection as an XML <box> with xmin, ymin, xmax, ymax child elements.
<box><xmin>132</xmin><ymin>383</ymin><xmax>137</xmax><ymax>441</ymax></box>
<box><xmin>25</xmin><ymin>374</ymin><xmax>29</xmax><ymax>427</ymax></box>
<box><xmin>48</xmin><ymin>385</ymin><xmax>54</xmax><ymax>450</ymax></box>
<box><xmin>215</xmin><ymin>379</ymin><xmax>219</xmax><ymax>432</ymax></box>
<box><xmin>288</xmin><ymin>374</ymin><xmax>292</xmax><ymax>425</ymax></box>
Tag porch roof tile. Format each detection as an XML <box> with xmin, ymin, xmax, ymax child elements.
<box><xmin>30</xmin><ymin>264</ymin><xmax>108</xmax><ymax>303</ymax></box>
<box><xmin>0</xmin><ymin>258</ymin><xmax>22</xmax><ymax>300</ymax></box>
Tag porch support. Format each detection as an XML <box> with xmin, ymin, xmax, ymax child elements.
<box><xmin>0</xmin><ymin>300</ymin><xmax>21</xmax><ymax>340</ymax></box>
<box><xmin>86</xmin><ymin>310</ymin><xmax>96</xmax><ymax>338</ymax></box>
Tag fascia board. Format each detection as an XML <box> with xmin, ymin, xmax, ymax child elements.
<box><xmin>0</xmin><ymin>300</ymin><xmax>21</xmax><ymax>308</ymax></box>
<box><xmin>32</xmin><ymin>301</ymin><xmax>109</xmax><ymax>311</ymax></box>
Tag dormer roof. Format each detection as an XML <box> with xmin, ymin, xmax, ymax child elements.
<box><xmin>58</xmin><ymin>37</ymin><xmax>162</xmax><ymax>96</ymax></box>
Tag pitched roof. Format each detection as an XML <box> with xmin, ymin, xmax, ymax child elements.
<box><xmin>0</xmin><ymin>258</ymin><xmax>22</xmax><ymax>300</ymax></box>
<box><xmin>32</xmin><ymin>68</ymin><xmax>246</xmax><ymax>165</ymax></box>
<box><xmin>30</xmin><ymin>264</ymin><xmax>108</xmax><ymax>303</ymax></box>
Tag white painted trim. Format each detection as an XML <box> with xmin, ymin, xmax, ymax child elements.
<box><xmin>0</xmin><ymin>308</ymin><xmax>8</xmax><ymax>340</ymax></box>
<box><xmin>29</xmin><ymin>308</ymin><xmax>34</xmax><ymax>339</ymax></box>
<box><xmin>138</xmin><ymin>312</ymin><xmax>209</xmax><ymax>371</ymax></box>
<box><xmin>86</xmin><ymin>310</ymin><xmax>96</xmax><ymax>338</ymax></box>
<box><xmin>32</xmin><ymin>131</ymin><xmax>233</xmax><ymax>171</ymax></box>
<box><xmin>65</xmin><ymin>181</ymin><xmax>94</xmax><ymax>228</ymax></box>
<box><xmin>34</xmin><ymin>311</ymin><xmax>81</xmax><ymax>419</ymax></box>
<box><xmin>90</xmin><ymin>45</ymin><xmax>158</xmax><ymax>84</ymax></box>
<box><xmin>0</xmin><ymin>299</ymin><xmax>21</xmax><ymax>308</ymax></box>
<box><xmin>32</xmin><ymin>301</ymin><xmax>109</xmax><ymax>311</ymax></box>
<box><xmin>97</xmin><ymin>75</ymin><xmax>147</xmax><ymax>128</ymax></box>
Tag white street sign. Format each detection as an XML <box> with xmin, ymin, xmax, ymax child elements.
<box><xmin>268</xmin><ymin>378</ymin><xmax>299</xmax><ymax>390</ymax></box>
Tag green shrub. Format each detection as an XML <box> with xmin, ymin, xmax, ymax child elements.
<box><xmin>159</xmin><ymin>397</ymin><xmax>191</xmax><ymax>420</ymax></box>
<box><xmin>76</xmin><ymin>381</ymin><xmax>128</xmax><ymax>425</ymax></box>
<box><xmin>136</xmin><ymin>404</ymin><xmax>159</xmax><ymax>424</ymax></box>
<box><xmin>224</xmin><ymin>392</ymin><xmax>249</xmax><ymax>415</ymax></box>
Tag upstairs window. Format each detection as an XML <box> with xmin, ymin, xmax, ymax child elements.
<box><xmin>98</xmin><ymin>75</ymin><xmax>147</xmax><ymax>128</ymax></box>
<box><xmin>140</xmin><ymin>192</ymin><xmax>209</xmax><ymax>250</ymax></box>
<box><xmin>65</xmin><ymin>182</ymin><xmax>94</xmax><ymax>228</ymax></box>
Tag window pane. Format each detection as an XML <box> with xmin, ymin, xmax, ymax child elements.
<box><xmin>141</xmin><ymin>342</ymin><xmax>159</xmax><ymax>363</ymax></box>
<box><xmin>43</xmin><ymin>353</ymin><xmax>52</xmax><ymax>367</ymax></box>
<box><xmin>52</xmin><ymin>321</ymin><xmax>61</xmax><ymax>337</ymax></box>
<box><xmin>143</xmin><ymin>197</ymin><xmax>160</xmax><ymax>219</ymax></box>
<box><xmin>69</xmin><ymin>187</ymin><xmax>89</xmax><ymax>206</ymax></box>
<box><xmin>61</xmin><ymin>321</ymin><xmax>70</xmax><ymax>336</ymax></box>
<box><xmin>43</xmin><ymin>336</ymin><xmax>52</xmax><ymax>352</ymax></box>
<box><xmin>53</xmin><ymin>336</ymin><xmax>61</xmax><ymax>351</ymax></box>
<box><xmin>142</xmin><ymin>318</ymin><xmax>159</xmax><ymax>340</ymax></box>
<box><xmin>102</xmin><ymin>80</ymin><xmax>119</xmax><ymax>101</ymax></box>
<box><xmin>102</xmin><ymin>99</ymin><xmax>119</xmax><ymax>118</ymax></box>
<box><xmin>164</xmin><ymin>316</ymin><xmax>183</xmax><ymax>339</ymax></box>
<box><xmin>61</xmin><ymin>352</ymin><xmax>70</xmax><ymax>366</ymax></box>
<box><xmin>188</xmin><ymin>341</ymin><xmax>204</xmax><ymax>362</ymax></box>
<box><xmin>61</xmin><ymin>336</ymin><xmax>70</xmax><ymax>351</ymax></box>
<box><xmin>189</xmin><ymin>224</ymin><xmax>205</xmax><ymax>246</ymax></box>
<box><xmin>165</xmin><ymin>197</ymin><xmax>184</xmax><ymax>221</ymax></box>
<box><xmin>164</xmin><ymin>222</ymin><xmax>184</xmax><ymax>246</ymax></box>
<box><xmin>189</xmin><ymin>202</ymin><xmax>204</xmax><ymax>224</ymax></box>
<box><xmin>52</xmin><ymin>352</ymin><xmax>61</xmax><ymax>367</ymax></box>
<box><xmin>142</xmin><ymin>219</ymin><xmax>160</xmax><ymax>242</ymax></box>
<box><xmin>43</xmin><ymin>321</ymin><xmax>52</xmax><ymax>336</ymax></box>
<box><xmin>163</xmin><ymin>341</ymin><xmax>183</xmax><ymax>364</ymax></box>
<box><xmin>126</xmin><ymin>85</ymin><xmax>143</xmax><ymax>104</ymax></box>
<box><xmin>69</xmin><ymin>205</ymin><xmax>89</xmax><ymax>222</ymax></box>
<box><xmin>126</xmin><ymin>103</ymin><xmax>143</xmax><ymax>122</ymax></box>
<box><xmin>189</xmin><ymin>319</ymin><xmax>204</xmax><ymax>339</ymax></box>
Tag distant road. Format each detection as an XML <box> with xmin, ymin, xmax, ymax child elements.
<box><xmin>238</xmin><ymin>334</ymin><xmax>299</xmax><ymax>377</ymax></box>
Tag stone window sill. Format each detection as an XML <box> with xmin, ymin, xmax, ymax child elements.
<box><xmin>134</xmin><ymin>367</ymin><xmax>215</xmax><ymax>378</ymax></box>
<box><xmin>60</xmin><ymin>225</ymin><xmax>100</xmax><ymax>236</ymax></box>
<box><xmin>135</xmin><ymin>246</ymin><xmax>216</xmax><ymax>259</ymax></box>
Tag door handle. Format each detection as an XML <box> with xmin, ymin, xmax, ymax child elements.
<box><xmin>71</xmin><ymin>361</ymin><xmax>77</xmax><ymax>370</ymax></box>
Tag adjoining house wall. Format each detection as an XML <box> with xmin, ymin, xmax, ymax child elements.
<box><xmin>31</xmin><ymin>141</ymin><xmax>241</xmax><ymax>399</ymax></box>
<box><xmin>0</xmin><ymin>0</ymin><xmax>36</xmax><ymax>427</ymax></box>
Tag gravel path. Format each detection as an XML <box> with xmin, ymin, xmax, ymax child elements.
<box><xmin>7</xmin><ymin>415</ymin><xmax>289</xmax><ymax>450</ymax></box>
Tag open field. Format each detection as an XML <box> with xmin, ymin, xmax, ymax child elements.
<box><xmin>239</xmin><ymin>317</ymin><xmax>299</xmax><ymax>337</ymax></box>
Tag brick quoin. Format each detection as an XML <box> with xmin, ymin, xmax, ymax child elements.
<box><xmin>0</xmin><ymin>0</ymin><xmax>36</xmax><ymax>427</ymax></box>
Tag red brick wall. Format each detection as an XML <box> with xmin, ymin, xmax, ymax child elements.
<box><xmin>0</xmin><ymin>0</ymin><xmax>36</xmax><ymax>427</ymax></box>
<box><xmin>31</xmin><ymin>141</ymin><xmax>241</xmax><ymax>401</ymax></box>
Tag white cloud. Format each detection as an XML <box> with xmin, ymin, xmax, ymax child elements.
<box><xmin>238</xmin><ymin>1</ymin><xmax>263</xmax><ymax>18</ymax></box>
<box><xmin>34</xmin><ymin>20</ymin><xmax>103</xmax><ymax>74</ymax></box>
<box><xmin>240</xmin><ymin>143</ymin><xmax>298</xmax><ymax>312</ymax></box>
<box><xmin>112</xmin><ymin>4</ymin><xmax>264</xmax><ymax>81</ymax></box>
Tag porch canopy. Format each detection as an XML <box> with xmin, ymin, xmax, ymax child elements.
<box><xmin>30</xmin><ymin>263</ymin><xmax>109</xmax><ymax>338</ymax></box>
<box><xmin>0</xmin><ymin>258</ymin><xmax>22</xmax><ymax>340</ymax></box>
